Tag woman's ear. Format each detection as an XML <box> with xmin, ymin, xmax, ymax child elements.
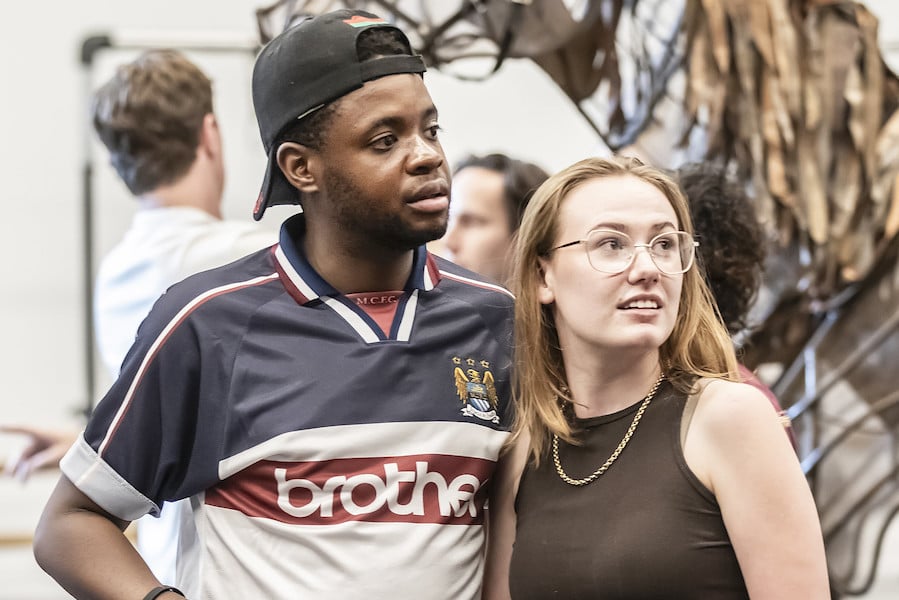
<box><xmin>277</xmin><ymin>142</ymin><xmax>319</xmax><ymax>194</ymax></box>
<box><xmin>536</xmin><ymin>257</ymin><xmax>555</xmax><ymax>305</ymax></box>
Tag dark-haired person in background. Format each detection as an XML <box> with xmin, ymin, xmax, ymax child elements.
<box><xmin>34</xmin><ymin>10</ymin><xmax>513</xmax><ymax>600</ymax></box>
<box><xmin>441</xmin><ymin>153</ymin><xmax>548</xmax><ymax>286</ymax></box>
<box><xmin>677</xmin><ymin>162</ymin><xmax>796</xmax><ymax>449</ymax></box>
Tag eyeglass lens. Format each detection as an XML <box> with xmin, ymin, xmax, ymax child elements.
<box><xmin>584</xmin><ymin>230</ymin><xmax>694</xmax><ymax>274</ymax></box>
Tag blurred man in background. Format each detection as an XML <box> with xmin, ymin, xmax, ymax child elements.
<box><xmin>3</xmin><ymin>48</ymin><xmax>275</xmax><ymax>585</ymax></box>
<box><xmin>441</xmin><ymin>153</ymin><xmax>548</xmax><ymax>286</ymax></box>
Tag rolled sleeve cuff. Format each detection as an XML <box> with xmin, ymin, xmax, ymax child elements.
<box><xmin>60</xmin><ymin>435</ymin><xmax>159</xmax><ymax>521</ymax></box>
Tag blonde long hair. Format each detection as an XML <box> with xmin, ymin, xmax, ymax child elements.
<box><xmin>511</xmin><ymin>156</ymin><xmax>739</xmax><ymax>463</ymax></box>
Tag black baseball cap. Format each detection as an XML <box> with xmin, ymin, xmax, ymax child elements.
<box><xmin>251</xmin><ymin>9</ymin><xmax>427</xmax><ymax>220</ymax></box>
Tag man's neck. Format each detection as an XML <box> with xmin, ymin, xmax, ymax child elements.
<box><xmin>137</xmin><ymin>173</ymin><xmax>222</xmax><ymax>219</ymax></box>
<box><xmin>307</xmin><ymin>241</ymin><xmax>416</xmax><ymax>294</ymax></box>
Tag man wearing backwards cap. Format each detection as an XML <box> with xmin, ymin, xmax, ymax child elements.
<box><xmin>35</xmin><ymin>9</ymin><xmax>514</xmax><ymax>600</ymax></box>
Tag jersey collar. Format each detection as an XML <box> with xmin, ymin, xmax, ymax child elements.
<box><xmin>273</xmin><ymin>214</ymin><xmax>442</xmax><ymax>305</ymax></box>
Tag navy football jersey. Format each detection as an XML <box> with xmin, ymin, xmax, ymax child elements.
<box><xmin>62</xmin><ymin>214</ymin><xmax>514</xmax><ymax>599</ymax></box>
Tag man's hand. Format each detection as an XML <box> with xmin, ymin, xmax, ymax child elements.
<box><xmin>0</xmin><ymin>424</ymin><xmax>79</xmax><ymax>482</ymax></box>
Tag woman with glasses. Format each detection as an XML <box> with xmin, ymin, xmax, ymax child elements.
<box><xmin>483</xmin><ymin>156</ymin><xmax>829</xmax><ymax>599</ymax></box>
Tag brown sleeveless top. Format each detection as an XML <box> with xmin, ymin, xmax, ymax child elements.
<box><xmin>509</xmin><ymin>381</ymin><xmax>749</xmax><ymax>599</ymax></box>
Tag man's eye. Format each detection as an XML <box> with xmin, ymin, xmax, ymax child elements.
<box><xmin>427</xmin><ymin>124</ymin><xmax>442</xmax><ymax>138</ymax></box>
<box><xmin>372</xmin><ymin>134</ymin><xmax>397</xmax><ymax>149</ymax></box>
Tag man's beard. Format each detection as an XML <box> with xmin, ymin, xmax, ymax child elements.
<box><xmin>324</xmin><ymin>169</ymin><xmax>448</xmax><ymax>251</ymax></box>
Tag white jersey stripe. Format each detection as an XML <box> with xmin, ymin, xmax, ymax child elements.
<box><xmin>98</xmin><ymin>273</ymin><xmax>280</xmax><ymax>456</ymax></box>
<box><xmin>322</xmin><ymin>297</ymin><xmax>381</xmax><ymax>343</ymax></box>
<box><xmin>423</xmin><ymin>262</ymin><xmax>436</xmax><ymax>290</ymax></box>
<box><xmin>195</xmin><ymin>508</ymin><xmax>485</xmax><ymax>600</ymax></box>
<box><xmin>438</xmin><ymin>270</ymin><xmax>514</xmax><ymax>298</ymax></box>
<box><xmin>395</xmin><ymin>289</ymin><xmax>418</xmax><ymax>341</ymax></box>
<box><xmin>275</xmin><ymin>244</ymin><xmax>319</xmax><ymax>300</ymax></box>
<box><xmin>218</xmin><ymin>420</ymin><xmax>509</xmax><ymax>479</ymax></box>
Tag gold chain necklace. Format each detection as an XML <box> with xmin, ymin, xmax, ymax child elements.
<box><xmin>552</xmin><ymin>374</ymin><xmax>665</xmax><ymax>486</ymax></box>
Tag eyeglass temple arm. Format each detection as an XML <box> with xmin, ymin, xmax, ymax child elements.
<box><xmin>549</xmin><ymin>240</ymin><xmax>584</xmax><ymax>252</ymax></box>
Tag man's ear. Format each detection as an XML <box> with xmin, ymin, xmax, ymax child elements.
<box><xmin>277</xmin><ymin>142</ymin><xmax>319</xmax><ymax>194</ymax></box>
<box><xmin>198</xmin><ymin>113</ymin><xmax>222</xmax><ymax>159</ymax></box>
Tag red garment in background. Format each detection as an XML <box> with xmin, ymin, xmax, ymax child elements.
<box><xmin>738</xmin><ymin>364</ymin><xmax>798</xmax><ymax>453</ymax></box>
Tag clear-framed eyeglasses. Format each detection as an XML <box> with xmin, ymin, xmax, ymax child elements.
<box><xmin>549</xmin><ymin>229</ymin><xmax>699</xmax><ymax>275</ymax></box>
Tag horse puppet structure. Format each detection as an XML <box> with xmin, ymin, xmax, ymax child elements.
<box><xmin>257</xmin><ymin>0</ymin><xmax>899</xmax><ymax>593</ymax></box>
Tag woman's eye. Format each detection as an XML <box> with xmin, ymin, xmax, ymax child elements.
<box><xmin>426</xmin><ymin>124</ymin><xmax>443</xmax><ymax>138</ymax></box>
<box><xmin>653</xmin><ymin>236</ymin><xmax>677</xmax><ymax>251</ymax></box>
<box><xmin>596</xmin><ymin>238</ymin><xmax>625</xmax><ymax>251</ymax></box>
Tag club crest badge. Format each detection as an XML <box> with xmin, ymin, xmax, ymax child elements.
<box><xmin>453</xmin><ymin>356</ymin><xmax>500</xmax><ymax>424</ymax></box>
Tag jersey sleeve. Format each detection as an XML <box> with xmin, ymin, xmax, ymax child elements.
<box><xmin>478</xmin><ymin>291</ymin><xmax>515</xmax><ymax>431</ymax></box>
<box><xmin>61</xmin><ymin>290</ymin><xmax>214</xmax><ymax>521</ymax></box>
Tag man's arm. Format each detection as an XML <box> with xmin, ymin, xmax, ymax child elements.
<box><xmin>33</xmin><ymin>474</ymin><xmax>178</xmax><ymax>600</ymax></box>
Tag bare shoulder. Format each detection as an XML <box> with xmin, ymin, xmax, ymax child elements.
<box><xmin>685</xmin><ymin>378</ymin><xmax>796</xmax><ymax>491</ymax></box>
<box><xmin>692</xmin><ymin>377</ymin><xmax>783</xmax><ymax>437</ymax></box>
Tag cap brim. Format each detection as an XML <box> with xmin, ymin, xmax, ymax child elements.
<box><xmin>253</xmin><ymin>146</ymin><xmax>301</xmax><ymax>221</ymax></box>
